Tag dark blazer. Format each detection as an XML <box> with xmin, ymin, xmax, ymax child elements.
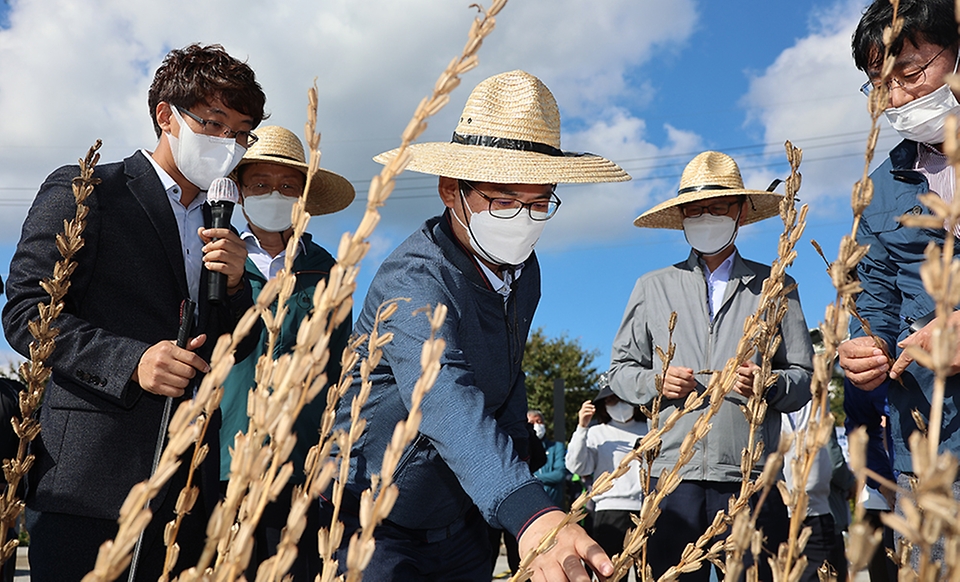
<box><xmin>2</xmin><ymin>151</ymin><xmax>253</xmax><ymax>520</ymax></box>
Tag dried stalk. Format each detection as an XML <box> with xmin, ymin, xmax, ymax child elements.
<box><xmin>637</xmin><ymin>311</ymin><xmax>677</xmax><ymax>576</ymax></box>
<box><xmin>317</xmin><ymin>300</ymin><xmax>403</xmax><ymax>582</ymax></box>
<box><xmin>342</xmin><ymin>304</ymin><xmax>447</xmax><ymax>582</ymax></box>
<box><xmin>0</xmin><ymin>141</ymin><xmax>102</xmax><ymax>568</ymax></box>
<box><xmin>820</xmin><ymin>4</ymin><xmax>903</xmax><ymax>579</ymax></box>
<box><xmin>81</xmin><ymin>312</ymin><xmax>258</xmax><ymax>582</ymax></box>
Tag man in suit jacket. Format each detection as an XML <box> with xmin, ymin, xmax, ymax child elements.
<box><xmin>2</xmin><ymin>44</ymin><xmax>266</xmax><ymax>581</ymax></box>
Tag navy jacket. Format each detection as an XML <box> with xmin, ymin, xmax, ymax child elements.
<box><xmin>332</xmin><ymin>213</ymin><xmax>555</xmax><ymax>537</ymax></box>
<box><xmin>852</xmin><ymin>139</ymin><xmax>960</xmax><ymax>472</ymax></box>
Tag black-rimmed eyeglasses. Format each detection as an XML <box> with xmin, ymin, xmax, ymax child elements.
<box><xmin>177</xmin><ymin>106</ymin><xmax>259</xmax><ymax>148</ymax></box>
<box><xmin>459</xmin><ymin>180</ymin><xmax>561</xmax><ymax>221</ymax></box>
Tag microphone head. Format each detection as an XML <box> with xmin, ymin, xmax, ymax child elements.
<box><xmin>208</xmin><ymin>177</ymin><xmax>240</xmax><ymax>204</ymax></box>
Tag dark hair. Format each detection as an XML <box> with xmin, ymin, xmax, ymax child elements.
<box><xmin>594</xmin><ymin>396</ymin><xmax>645</xmax><ymax>425</ymax></box>
<box><xmin>147</xmin><ymin>44</ymin><xmax>267</xmax><ymax>137</ymax></box>
<box><xmin>853</xmin><ymin>0</ymin><xmax>960</xmax><ymax>71</ymax></box>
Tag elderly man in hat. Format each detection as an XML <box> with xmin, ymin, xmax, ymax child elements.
<box><xmin>218</xmin><ymin>125</ymin><xmax>354</xmax><ymax>579</ymax></box>
<box><xmin>608</xmin><ymin>151</ymin><xmax>813</xmax><ymax>581</ymax></box>
<box><xmin>329</xmin><ymin>70</ymin><xmax>629</xmax><ymax>581</ymax></box>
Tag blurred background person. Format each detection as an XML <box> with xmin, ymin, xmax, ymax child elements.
<box><xmin>528</xmin><ymin>409</ymin><xmax>568</xmax><ymax>509</ymax></box>
<box><xmin>565</xmin><ymin>383</ymin><xmax>646</xmax><ymax>567</ymax></box>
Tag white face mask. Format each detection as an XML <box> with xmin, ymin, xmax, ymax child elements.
<box><xmin>683</xmin><ymin>214</ymin><xmax>738</xmax><ymax>256</ymax></box>
<box><xmin>884</xmin><ymin>51</ymin><xmax>960</xmax><ymax>144</ymax></box>
<box><xmin>243</xmin><ymin>191</ymin><xmax>297</xmax><ymax>232</ymax></box>
<box><xmin>168</xmin><ymin>107</ymin><xmax>245</xmax><ymax>190</ymax></box>
<box><xmin>452</xmin><ymin>191</ymin><xmax>547</xmax><ymax>266</ymax></box>
<box><xmin>532</xmin><ymin>423</ymin><xmax>546</xmax><ymax>440</ymax></box>
<box><xmin>606</xmin><ymin>400</ymin><xmax>634</xmax><ymax>423</ymax></box>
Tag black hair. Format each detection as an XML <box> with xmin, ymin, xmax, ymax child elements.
<box><xmin>853</xmin><ymin>0</ymin><xmax>960</xmax><ymax>71</ymax></box>
<box><xmin>148</xmin><ymin>43</ymin><xmax>267</xmax><ymax>137</ymax></box>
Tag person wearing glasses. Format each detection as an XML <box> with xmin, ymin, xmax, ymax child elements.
<box><xmin>328</xmin><ymin>70</ymin><xmax>629</xmax><ymax>581</ymax></box>
<box><xmin>608</xmin><ymin>151</ymin><xmax>814</xmax><ymax>582</ymax></box>
<box><xmin>3</xmin><ymin>44</ymin><xmax>264</xmax><ymax>581</ymax></box>
<box><xmin>838</xmin><ymin>0</ymin><xmax>960</xmax><ymax>565</ymax></box>
<box><xmin>217</xmin><ymin>125</ymin><xmax>355</xmax><ymax>580</ymax></box>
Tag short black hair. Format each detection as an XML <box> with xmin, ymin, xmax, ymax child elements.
<box><xmin>853</xmin><ymin>0</ymin><xmax>960</xmax><ymax>72</ymax></box>
<box><xmin>147</xmin><ymin>43</ymin><xmax>267</xmax><ymax>137</ymax></box>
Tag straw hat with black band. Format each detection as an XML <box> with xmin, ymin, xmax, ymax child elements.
<box><xmin>235</xmin><ymin>125</ymin><xmax>355</xmax><ymax>216</ymax></box>
<box><xmin>374</xmin><ymin>70</ymin><xmax>631</xmax><ymax>185</ymax></box>
<box><xmin>633</xmin><ymin>151</ymin><xmax>783</xmax><ymax>230</ymax></box>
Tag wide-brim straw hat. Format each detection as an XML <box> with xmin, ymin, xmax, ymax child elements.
<box><xmin>633</xmin><ymin>151</ymin><xmax>783</xmax><ymax>230</ymax></box>
<box><xmin>374</xmin><ymin>70</ymin><xmax>630</xmax><ymax>184</ymax></box>
<box><xmin>236</xmin><ymin>125</ymin><xmax>355</xmax><ymax>216</ymax></box>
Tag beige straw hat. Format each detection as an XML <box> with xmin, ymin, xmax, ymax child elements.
<box><xmin>633</xmin><ymin>151</ymin><xmax>783</xmax><ymax>230</ymax></box>
<box><xmin>236</xmin><ymin>125</ymin><xmax>355</xmax><ymax>215</ymax></box>
<box><xmin>374</xmin><ymin>70</ymin><xmax>630</xmax><ymax>184</ymax></box>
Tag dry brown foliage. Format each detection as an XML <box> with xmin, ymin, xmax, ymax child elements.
<box><xmin>0</xmin><ymin>141</ymin><xmax>102</xmax><ymax>568</ymax></box>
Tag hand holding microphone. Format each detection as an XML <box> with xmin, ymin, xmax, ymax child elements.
<box><xmin>202</xmin><ymin>177</ymin><xmax>246</xmax><ymax>304</ymax></box>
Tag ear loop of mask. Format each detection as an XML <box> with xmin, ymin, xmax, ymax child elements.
<box><xmin>453</xmin><ymin>181</ymin><xmax>499</xmax><ymax>264</ymax></box>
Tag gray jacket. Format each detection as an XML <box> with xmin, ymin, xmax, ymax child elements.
<box><xmin>609</xmin><ymin>250</ymin><xmax>813</xmax><ymax>482</ymax></box>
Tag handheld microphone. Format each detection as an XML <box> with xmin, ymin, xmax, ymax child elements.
<box><xmin>206</xmin><ymin>177</ymin><xmax>240</xmax><ymax>305</ymax></box>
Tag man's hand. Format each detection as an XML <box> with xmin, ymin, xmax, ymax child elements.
<box><xmin>133</xmin><ymin>335</ymin><xmax>210</xmax><ymax>397</ymax></box>
<box><xmin>733</xmin><ymin>361</ymin><xmax>760</xmax><ymax>397</ymax></box>
<box><xmin>199</xmin><ymin>227</ymin><xmax>247</xmax><ymax>294</ymax></box>
<box><xmin>838</xmin><ymin>336</ymin><xmax>889</xmax><ymax>391</ymax></box>
<box><xmin>662</xmin><ymin>366</ymin><xmax>696</xmax><ymax>399</ymax></box>
<box><xmin>577</xmin><ymin>400</ymin><xmax>595</xmax><ymax>428</ymax></box>
<box><xmin>891</xmin><ymin>311</ymin><xmax>960</xmax><ymax>380</ymax></box>
<box><xmin>518</xmin><ymin>510</ymin><xmax>613</xmax><ymax>581</ymax></box>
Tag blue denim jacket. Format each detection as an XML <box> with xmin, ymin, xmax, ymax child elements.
<box><xmin>331</xmin><ymin>213</ymin><xmax>555</xmax><ymax>537</ymax></box>
<box><xmin>852</xmin><ymin>139</ymin><xmax>960</xmax><ymax>472</ymax></box>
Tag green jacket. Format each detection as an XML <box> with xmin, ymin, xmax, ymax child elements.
<box><xmin>219</xmin><ymin>233</ymin><xmax>351</xmax><ymax>482</ymax></box>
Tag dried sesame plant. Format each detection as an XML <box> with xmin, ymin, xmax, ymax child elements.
<box><xmin>636</xmin><ymin>312</ymin><xmax>676</xmax><ymax>577</ymax></box>
<box><xmin>0</xmin><ymin>141</ymin><xmax>101</xmax><ymax>569</ymax></box>
<box><xmin>805</xmin><ymin>4</ymin><xmax>902</xmax><ymax>580</ymax></box>
<box><xmin>341</xmin><ymin>303</ymin><xmax>446</xmax><ymax>582</ymax></box>
<box><xmin>510</xmin><ymin>148</ymin><xmax>808</xmax><ymax>582</ymax></box>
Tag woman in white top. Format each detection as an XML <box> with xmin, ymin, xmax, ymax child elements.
<box><xmin>565</xmin><ymin>385</ymin><xmax>648</xmax><ymax>563</ymax></box>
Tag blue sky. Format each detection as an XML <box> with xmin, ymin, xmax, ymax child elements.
<box><xmin>0</xmin><ymin>0</ymin><xmax>896</xmax><ymax>382</ymax></box>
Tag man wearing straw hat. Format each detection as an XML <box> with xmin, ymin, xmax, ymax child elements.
<box><xmin>329</xmin><ymin>70</ymin><xmax>629</xmax><ymax>581</ymax></box>
<box><xmin>609</xmin><ymin>151</ymin><xmax>814</xmax><ymax>581</ymax></box>
<box><xmin>218</xmin><ymin>125</ymin><xmax>355</xmax><ymax>579</ymax></box>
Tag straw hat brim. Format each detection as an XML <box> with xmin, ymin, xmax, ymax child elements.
<box><xmin>237</xmin><ymin>155</ymin><xmax>356</xmax><ymax>216</ymax></box>
<box><xmin>633</xmin><ymin>188</ymin><xmax>783</xmax><ymax>230</ymax></box>
<box><xmin>374</xmin><ymin>142</ymin><xmax>630</xmax><ymax>184</ymax></box>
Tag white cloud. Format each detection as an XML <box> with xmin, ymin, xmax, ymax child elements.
<box><xmin>740</xmin><ymin>0</ymin><xmax>901</xmax><ymax>211</ymax></box>
<box><xmin>539</xmin><ymin>111</ymin><xmax>704</xmax><ymax>250</ymax></box>
<box><xmin>0</xmin><ymin>0</ymin><xmax>699</xmax><ymax>250</ymax></box>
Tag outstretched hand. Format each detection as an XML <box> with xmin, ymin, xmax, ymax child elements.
<box><xmin>518</xmin><ymin>510</ymin><xmax>613</xmax><ymax>582</ymax></box>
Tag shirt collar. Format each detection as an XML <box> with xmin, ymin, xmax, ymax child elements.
<box><xmin>477</xmin><ymin>260</ymin><xmax>523</xmax><ymax>299</ymax></box>
<box><xmin>240</xmin><ymin>229</ymin><xmax>307</xmax><ymax>256</ymax></box>
<box><xmin>141</xmin><ymin>149</ymin><xmax>205</xmax><ymax>208</ymax></box>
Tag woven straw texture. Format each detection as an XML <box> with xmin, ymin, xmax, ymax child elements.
<box><xmin>374</xmin><ymin>70</ymin><xmax>630</xmax><ymax>184</ymax></box>
<box><xmin>633</xmin><ymin>151</ymin><xmax>783</xmax><ymax>230</ymax></box>
<box><xmin>237</xmin><ymin>125</ymin><xmax>355</xmax><ymax>216</ymax></box>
